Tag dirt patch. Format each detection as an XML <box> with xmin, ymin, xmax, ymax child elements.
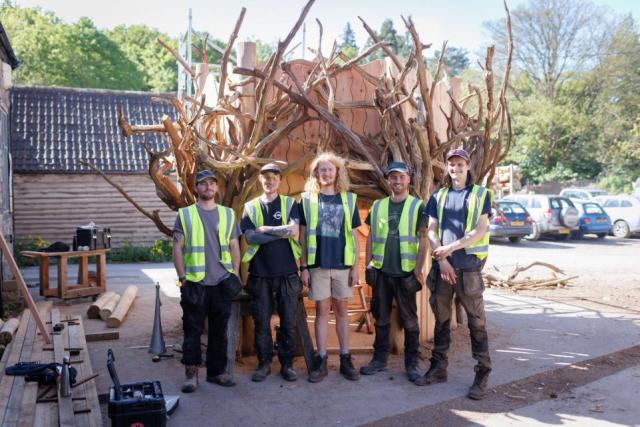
<box><xmin>364</xmin><ymin>345</ymin><xmax>640</xmax><ymax>426</ymax></box>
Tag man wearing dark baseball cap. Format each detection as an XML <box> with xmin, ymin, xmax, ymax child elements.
<box><xmin>173</xmin><ymin>168</ymin><xmax>242</xmax><ymax>391</ymax></box>
<box><xmin>419</xmin><ymin>147</ymin><xmax>493</xmax><ymax>400</ymax></box>
<box><xmin>361</xmin><ymin>161</ymin><xmax>428</xmax><ymax>383</ymax></box>
<box><xmin>241</xmin><ymin>161</ymin><xmax>303</xmax><ymax>382</ymax></box>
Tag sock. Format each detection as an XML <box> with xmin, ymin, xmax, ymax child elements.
<box><xmin>318</xmin><ymin>351</ymin><xmax>327</xmax><ymax>358</ymax></box>
<box><xmin>340</xmin><ymin>349</ymin><xmax>350</xmax><ymax>356</ymax></box>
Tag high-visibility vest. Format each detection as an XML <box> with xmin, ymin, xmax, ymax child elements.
<box><xmin>241</xmin><ymin>195</ymin><xmax>302</xmax><ymax>263</ymax></box>
<box><xmin>301</xmin><ymin>191</ymin><xmax>357</xmax><ymax>266</ymax></box>
<box><xmin>368</xmin><ymin>195</ymin><xmax>423</xmax><ymax>272</ymax></box>
<box><xmin>436</xmin><ymin>185</ymin><xmax>490</xmax><ymax>260</ymax></box>
<box><xmin>178</xmin><ymin>204</ymin><xmax>235</xmax><ymax>282</ymax></box>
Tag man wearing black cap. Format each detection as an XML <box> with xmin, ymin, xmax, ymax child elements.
<box><xmin>240</xmin><ymin>163</ymin><xmax>302</xmax><ymax>382</ymax></box>
<box><xmin>417</xmin><ymin>148</ymin><xmax>492</xmax><ymax>400</ymax></box>
<box><xmin>360</xmin><ymin>162</ymin><xmax>428</xmax><ymax>382</ymax></box>
<box><xmin>173</xmin><ymin>169</ymin><xmax>242</xmax><ymax>392</ymax></box>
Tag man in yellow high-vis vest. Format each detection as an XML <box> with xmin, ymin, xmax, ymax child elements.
<box><xmin>416</xmin><ymin>149</ymin><xmax>492</xmax><ymax>400</ymax></box>
<box><xmin>360</xmin><ymin>162</ymin><xmax>429</xmax><ymax>383</ymax></box>
<box><xmin>240</xmin><ymin>163</ymin><xmax>302</xmax><ymax>383</ymax></box>
<box><xmin>172</xmin><ymin>170</ymin><xmax>241</xmax><ymax>393</ymax></box>
<box><xmin>299</xmin><ymin>152</ymin><xmax>361</xmax><ymax>383</ymax></box>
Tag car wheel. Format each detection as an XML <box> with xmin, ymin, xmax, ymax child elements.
<box><xmin>508</xmin><ymin>236</ymin><xmax>521</xmax><ymax>243</ymax></box>
<box><xmin>570</xmin><ymin>230</ymin><xmax>584</xmax><ymax>240</ymax></box>
<box><xmin>525</xmin><ymin>222</ymin><xmax>541</xmax><ymax>240</ymax></box>
<box><xmin>596</xmin><ymin>233</ymin><xmax>607</xmax><ymax>239</ymax></box>
<box><xmin>612</xmin><ymin>220</ymin><xmax>631</xmax><ymax>238</ymax></box>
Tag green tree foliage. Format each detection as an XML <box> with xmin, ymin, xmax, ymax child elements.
<box><xmin>339</xmin><ymin>22</ymin><xmax>358</xmax><ymax>59</ymax></box>
<box><xmin>364</xmin><ymin>18</ymin><xmax>409</xmax><ymax>61</ymax></box>
<box><xmin>432</xmin><ymin>46</ymin><xmax>470</xmax><ymax>76</ymax></box>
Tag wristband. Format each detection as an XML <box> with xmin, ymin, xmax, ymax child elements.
<box><xmin>299</xmin><ymin>265</ymin><xmax>308</xmax><ymax>271</ymax></box>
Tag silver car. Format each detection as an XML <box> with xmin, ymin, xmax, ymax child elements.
<box><xmin>595</xmin><ymin>195</ymin><xmax>640</xmax><ymax>238</ymax></box>
<box><xmin>504</xmin><ymin>195</ymin><xmax>579</xmax><ymax>240</ymax></box>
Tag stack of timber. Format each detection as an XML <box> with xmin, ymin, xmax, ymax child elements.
<box><xmin>490</xmin><ymin>164</ymin><xmax>522</xmax><ymax>198</ymax></box>
<box><xmin>483</xmin><ymin>262</ymin><xmax>578</xmax><ymax>291</ymax></box>
<box><xmin>86</xmin><ymin>285</ymin><xmax>138</xmax><ymax>328</ymax></box>
<box><xmin>0</xmin><ymin>302</ymin><xmax>102</xmax><ymax>426</ymax></box>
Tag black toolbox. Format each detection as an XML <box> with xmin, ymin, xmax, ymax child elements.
<box><xmin>107</xmin><ymin>349</ymin><xmax>166</xmax><ymax>427</ymax></box>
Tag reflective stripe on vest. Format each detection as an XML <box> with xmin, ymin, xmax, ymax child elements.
<box><xmin>241</xmin><ymin>195</ymin><xmax>302</xmax><ymax>263</ymax></box>
<box><xmin>369</xmin><ymin>195</ymin><xmax>422</xmax><ymax>272</ymax></box>
<box><xmin>301</xmin><ymin>191</ymin><xmax>357</xmax><ymax>266</ymax></box>
<box><xmin>436</xmin><ymin>185</ymin><xmax>490</xmax><ymax>260</ymax></box>
<box><xmin>179</xmin><ymin>204</ymin><xmax>235</xmax><ymax>282</ymax></box>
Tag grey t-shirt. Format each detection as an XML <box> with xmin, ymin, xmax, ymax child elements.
<box><xmin>174</xmin><ymin>205</ymin><xmax>241</xmax><ymax>286</ymax></box>
<box><xmin>365</xmin><ymin>199</ymin><xmax>428</xmax><ymax>277</ymax></box>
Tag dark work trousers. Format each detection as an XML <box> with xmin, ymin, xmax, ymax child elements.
<box><xmin>246</xmin><ymin>273</ymin><xmax>301</xmax><ymax>367</ymax></box>
<box><xmin>428</xmin><ymin>269</ymin><xmax>491</xmax><ymax>369</ymax></box>
<box><xmin>370</xmin><ymin>270</ymin><xmax>421</xmax><ymax>368</ymax></box>
<box><xmin>180</xmin><ymin>281</ymin><xmax>232</xmax><ymax>377</ymax></box>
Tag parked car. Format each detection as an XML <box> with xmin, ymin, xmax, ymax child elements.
<box><xmin>559</xmin><ymin>187</ymin><xmax>608</xmax><ymax>201</ymax></box>
<box><xmin>570</xmin><ymin>200</ymin><xmax>611</xmax><ymax>239</ymax></box>
<box><xmin>594</xmin><ymin>195</ymin><xmax>640</xmax><ymax>238</ymax></box>
<box><xmin>489</xmin><ymin>200</ymin><xmax>534</xmax><ymax>243</ymax></box>
<box><xmin>504</xmin><ymin>195</ymin><xmax>579</xmax><ymax>240</ymax></box>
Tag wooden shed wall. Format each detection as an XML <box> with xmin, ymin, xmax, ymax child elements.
<box><xmin>13</xmin><ymin>173</ymin><xmax>176</xmax><ymax>246</ymax></box>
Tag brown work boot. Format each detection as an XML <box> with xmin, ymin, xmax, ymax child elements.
<box><xmin>467</xmin><ymin>366</ymin><xmax>491</xmax><ymax>400</ymax></box>
<box><xmin>339</xmin><ymin>353</ymin><xmax>360</xmax><ymax>381</ymax></box>
<box><xmin>251</xmin><ymin>361</ymin><xmax>271</xmax><ymax>382</ymax></box>
<box><xmin>308</xmin><ymin>354</ymin><xmax>328</xmax><ymax>383</ymax></box>
<box><xmin>181</xmin><ymin>365</ymin><xmax>199</xmax><ymax>393</ymax></box>
<box><xmin>414</xmin><ymin>361</ymin><xmax>448</xmax><ymax>386</ymax></box>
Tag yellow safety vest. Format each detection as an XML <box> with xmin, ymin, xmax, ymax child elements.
<box><xmin>301</xmin><ymin>191</ymin><xmax>357</xmax><ymax>266</ymax></box>
<box><xmin>241</xmin><ymin>195</ymin><xmax>302</xmax><ymax>263</ymax></box>
<box><xmin>369</xmin><ymin>195</ymin><xmax>422</xmax><ymax>272</ymax></box>
<box><xmin>436</xmin><ymin>185</ymin><xmax>490</xmax><ymax>260</ymax></box>
<box><xmin>178</xmin><ymin>204</ymin><xmax>235</xmax><ymax>282</ymax></box>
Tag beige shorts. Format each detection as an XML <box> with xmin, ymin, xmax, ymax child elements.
<box><xmin>308</xmin><ymin>268</ymin><xmax>351</xmax><ymax>301</ymax></box>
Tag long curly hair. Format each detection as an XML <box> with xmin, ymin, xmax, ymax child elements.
<box><xmin>304</xmin><ymin>152</ymin><xmax>350</xmax><ymax>194</ymax></box>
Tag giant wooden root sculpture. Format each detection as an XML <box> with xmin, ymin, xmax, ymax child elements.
<box><xmin>109</xmin><ymin>0</ymin><xmax>513</xmax><ymax>236</ymax></box>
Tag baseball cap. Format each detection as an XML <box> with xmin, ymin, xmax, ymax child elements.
<box><xmin>196</xmin><ymin>170</ymin><xmax>217</xmax><ymax>183</ymax></box>
<box><xmin>259</xmin><ymin>163</ymin><xmax>282</xmax><ymax>175</ymax></box>
<box><xmin>386</xmin><ymin>161</ymin><xmax>411</xmax><ymax>177</ymax></box>
<box><xmin>446</xmin><ymin>148</ymin><xmax>470</xmax><ymax>162</ymax></box>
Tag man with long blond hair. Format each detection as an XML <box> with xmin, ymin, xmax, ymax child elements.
<box><xmin>298</xmin><ymin>152</ymin><xmax>361</xmax><ymax>383</ymax></box>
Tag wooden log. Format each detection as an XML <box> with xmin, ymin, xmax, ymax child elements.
<box><xmin>106</xmin><ymin>286</ymin><xmax>138</xmax><ymax>328</ymax></box>
<box><xmin>85</xmin><ymin>331</ymin><xmax>119</xmax><ymax>342</ymax></box>
<box><xmin>99</xmin><ymin>294</ymin><xmax>121</xmax><ymax>321</ymax></box>
<box><xmin>0</xmin><ymin>318</ymin><xmax>20</xmax><ymax>345</ymax></box>
<box><xmin>86</xmin><ymin>292</ymin><xmax>116</xmax><ymax>319</ymax></box>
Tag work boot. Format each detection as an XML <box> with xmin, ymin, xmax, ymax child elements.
<box><xmin>251</xmin><ymin>360</ymin><xmax>271</xmax><ymax>382</ymax></box>
<box><xmin>359</xmin><ymin>358</ymin><xmax>387</xmax><ymax>375</ymax></box>
<box><xmin>406</xmin><ymin>365</ymin><xmax>421</xmax><ymax>383</ymax></box>
<box><xmin>181</xmin><ymin>365</ymin><xmax>199</xmax><ymax>393</ymax></box>
<box><xmin>308</xmin><ymin>354</ymin><xmax>328</xmax><ymax>383</ymax></box>
<box><xmin>339</xmin><ymin>353</ymin><xmax>360</xmax><ymax>381</ymax></box>
<box><xmin>414</xmin><ymin>361</ymin><xmax>448</xmax><ymax>386</ymax></box>
<box><xmin>280</xmin><ymin>365</ymin><xmax>298</xmax><ymax>382</ymax></box>
<box><xmin>467</xmin><ymin>366</ymin><xmax>491</xmax><ymax>400</ymax></box>
<box><xmin>206</xmin><ymin>373</ymin><xmax>236</xmax><ymax>387</ymax></box>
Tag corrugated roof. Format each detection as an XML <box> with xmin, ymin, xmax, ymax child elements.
<box><xmin>10</xmin><ymin>85</ymin><xmax>176</xmax><ymax>173</ymax></box>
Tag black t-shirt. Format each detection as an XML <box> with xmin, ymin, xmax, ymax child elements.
<box><xmin>425</xmin><ymin>186</ymin><xmax>491</xmax><ymax>270</ymax></box>
<box><xmin>365</xmin><ymin>198</ymin><xmax>428</xmax><ymax>276</ymax></box>
<box><xmin>298</xmin><ymin>193</ymin><xmax>361</xmax><ymax>270</ymax></box>
<box><xmin>240</xmin><ymin>196</ymin><xmax>300</xmax><ymax>278</ymax></box>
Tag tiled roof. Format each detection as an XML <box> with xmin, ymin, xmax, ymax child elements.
<box><xmin>10</xmin><ymin>86</ymin><xmax>176</xmax><ymax>173</ymax></box>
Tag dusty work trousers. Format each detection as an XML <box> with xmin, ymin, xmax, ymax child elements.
<box><xmin>180</xmin><ymin>281</ymin><xmax>232</xmax><ymax>377</ymax></box>
<box><xmin>246</xmin><ymin>273</ymin><xmax>301</xmax><ymax>366</ymax></box>
<box><xmin>428</xmin><ymin>269</ymin><xmax>491</xmax><ymax>369</ymax></box>
<box><xmin>370</xmin><ymin>270</ymin><xmax>421</xmax><ymax>368</ymax></box>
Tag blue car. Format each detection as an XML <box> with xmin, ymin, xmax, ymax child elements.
<box><xmin>571</xmin><ymin>201</ymin><xmax>611</xmax><ymax>239</ymax></box>
<box><xmin>489</xmin><ymin>200</ymin><xmax>534</xmax><ymax>243</ymax></box>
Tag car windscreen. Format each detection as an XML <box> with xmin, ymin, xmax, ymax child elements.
<box><xmin>589</xmin><ymin>190</ymin><xmax>607</xmax><ymax>197</ymax></box>
<box><xmin>498</xmin><ymin>202</ymin><xmax>526</xmax><ymax>214</ymax></box>
<box><xmin>583</xmin><ymin>203</ymin><xmax>604</xmax><ymax>215</ymax></box>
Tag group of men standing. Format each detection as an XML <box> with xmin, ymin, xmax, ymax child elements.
<box><xmin>172</xmin><ymin>148</ymin><xmax>492</xmax><ymax>400</ymax></box>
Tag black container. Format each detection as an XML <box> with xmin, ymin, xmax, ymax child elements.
<box><xmin>108</xmin><ymin>381</ymin><xmax>166</xmax><ymax>427</ymax></box>
<box><xmin>76</xmin><ymin>226</ymin><xmax>111</xmax><ymax>250</ymax></box>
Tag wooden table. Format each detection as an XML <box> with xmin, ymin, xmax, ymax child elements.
<box><xmin>21</xmin><ymin>249</ymin><xmax>109</xmax><ymax>300</ymax></box>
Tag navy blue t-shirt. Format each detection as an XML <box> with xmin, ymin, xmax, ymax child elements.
<box><xmin>425</xmin><ymin>186</ymin><xmax>491</xmax><ymax>270</ymax></box>
<box><xmin>298</xmin><ymin>193</ymin><xmax>361</xmax><ymax>269</ymax></box>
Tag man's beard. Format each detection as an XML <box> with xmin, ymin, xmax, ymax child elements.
<box><xmin>198</xmin><ymin>192</ymin><xmax>215</xmax><ymax>201</ymax></box>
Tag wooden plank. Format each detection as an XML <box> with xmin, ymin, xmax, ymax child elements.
<box><xmin>0</xmin><ymin>233</ymin><xmax>51</xmax><ymax>344</ymax></box>
<box><xmin>16</xmin><ymin>303</ymin><xmax>51</xmax><ymax>427</ymax></box>
<box><xmin>96</xmin><ymin>251</ymin><xmax>107</xmax><ymax>294</ymax></box>
<box><xmin>39</xmin><ymin>256</ymin><xmax>50</xmax><ymax>297</ymax></box>
<box><xmin>57</xmin><ymin>257</ymin><xmax>68</xmax><ymax>299</ymax></box>
<box><xmin>5</xmin><ymin>312</ymin><xmax>36</xmax><ymax>425</ymax></box>
<box><xmin>62</xmin><ymin>286</ymin><xmax>104</xmax><ymax>299</ymax></box>
<box><xmin>69</xmin><ymin>315</ymin><xmax>102</xmax><ymax>427</ymax></box>
<box><xmin>33</xmin><ymin>306</ymin><xmax>57</xmax><ymax>427</ymax></box>
<box><xmin>51</xmin><ymin>309</ymin><xmax>75</xmax><ymax>427</ymax></box>
<box><xmin>0</xmin><ymin>310</ymin><xmax>31</xmax><ymax>425</ymax></box>
<box><xmin>295</xmin><ymin>299</ymin><xmax>315</xmax><ymax>374</ymax></box>
<box><xmin>77</xmin><ymin>255</ymin><xmax>89</xmax><ymax>286</ymax></box>
<box><xmin>68</xmin><ymin>319</ymin><xmax>83</xmax><ymax>357</ymax></box>
<box><xmin>85</xmin><ymin>331</ymin><xmax>119</xmax><ymax>342</ymax></box>
<box><xmin>226</xmin><ymin>300</ymin><xmax>241</xmax><ymax>376</ymax></box>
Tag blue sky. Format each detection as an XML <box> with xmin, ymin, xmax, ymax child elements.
<box><xmin>14</xmin><ymin>0</ymin><xmax>640</xmax><ymax>59</ymax></box>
